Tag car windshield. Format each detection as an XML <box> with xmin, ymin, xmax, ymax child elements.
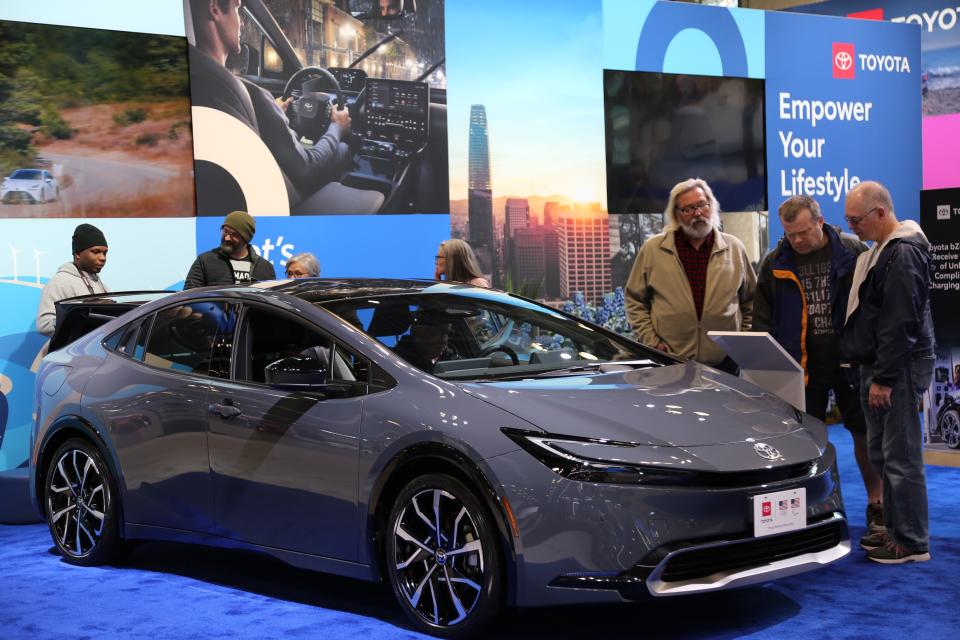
<box><xmin>239</xmin><ymin>0</ymin><xmax>445</xmax><ymax>88</ymax></box>
<box><xmin>320</xmin><ymin>289</ymin><xmax>668</xmax><ymax>380</ymax></box>
<box><xmin>10</xmin><ymin>170</ymin><xmax>42</xmax><ymax>180</ymax></box>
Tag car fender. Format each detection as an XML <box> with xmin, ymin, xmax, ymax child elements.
<box><xmin>33</xmin><ymin>413</ymin><xmax>128</xmax><ymax>535</ymax></box>
<box><xmin>361</xmin><ymin>435</ymin><xmax>521</xmax><ymax>605</ymax></box>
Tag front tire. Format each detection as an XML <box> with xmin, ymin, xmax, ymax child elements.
<box><xmin>386</xmin><ymin>474</ymin><xmax>503</xmax><ymax>638</ymax></box>
<box><xmin>44</xmin><ymin>438</ymin><xmax>122</xmax><ymax>565</ymax></box>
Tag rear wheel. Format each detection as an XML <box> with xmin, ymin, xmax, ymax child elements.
<box><xmin>940</xmin><ymin>409</ymin><xmax>960</xmax><ymax>449</ymax></box>
<box><xmin>386</xmin><ymin>474</ymin><xmax>502</xmax><ymax>638</ymax></box>
<box><xmin>44</xmin><ymin>438</ymin><xmax>121</xmax><ymax>565</ymax></box>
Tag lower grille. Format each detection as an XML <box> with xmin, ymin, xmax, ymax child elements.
<box><xmin>659</xmin><ymin>520</ymin><xmax>844</xmax><ymax>583</ymax></box>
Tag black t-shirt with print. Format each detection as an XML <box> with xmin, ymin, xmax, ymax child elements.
<box><xmin>794</xmin><ymin>242</ymin><xmax>839</xmax><ymax>374</ymax></box>
<box><xmin>230</xmin><ymin>255</ymin><xmax>253</xmax><ymax>284</ymax></box>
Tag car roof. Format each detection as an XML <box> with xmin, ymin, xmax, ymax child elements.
<box><xmin>264</xmin><ymin>277</ymin><xmax>451</xmax><ymax>303</ymax></box>
<box><xmin>58</xmin><ymin>279</ymin><xmax>491</xmax><ymax>310</ymax></box>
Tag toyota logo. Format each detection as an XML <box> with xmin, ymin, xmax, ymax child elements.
<box><xmin>753</xmin><ymin>442</ymin><xmax>783</xmax><ymax>461</ymax></box>
<box><xmin>835</xmin><ymin>51</ymin><xmax>853</xmax><ymax>71</ymax></box>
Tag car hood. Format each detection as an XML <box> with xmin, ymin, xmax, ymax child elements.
<box><xmin>459</xmin><ymin>361</ymin><xmax>819</xmax><ymax>449</ymax></box>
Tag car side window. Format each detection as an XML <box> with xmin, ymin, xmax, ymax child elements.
<box><xmin>104</xmin><ymin>317</ymin><xmax>146</xmax><ymax>358</ymax></box>
<box><xmin>143</xmin><ymin>302</ymin><xmax>232</xmax><ymax>376</ymax></box>
<box><xmin>133</xmin><ymin>314</ymin><xmax>153</xmax><ymax>361</ymax></box>
<box><xmin>332</xmin><ymin>344</ymin><xmax>369</xmax><ymax>383</ymax></box>
<box><xmin>117</xmin><ymin>320</ymin><xmax>141</xmax><ymax>356</ymax></box>
<box><xmin>243</xmin><ymin>306</ymin><xmax>335</xmax><ymax>384</ymax></box>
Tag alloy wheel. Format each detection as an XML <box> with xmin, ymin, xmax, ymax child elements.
<box><xmin>942</xmin><ymin>410</ymin><xmax>960</xmax><ymax>449</ymax></box>
<box><xmin>47</xmin><ymin>447</ymin><xmax>109</xmax><ymax>558</ymax></box>
<box><xmin>391</xmin><ymin>487</ymin><xmax>486</xmax><ymax>629</ymax></box>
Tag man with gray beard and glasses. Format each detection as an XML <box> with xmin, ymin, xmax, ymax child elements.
<box><xmin>625</xmin><ymin>178</ymin><xmax>756</xmax><ymax>374</ymax></box>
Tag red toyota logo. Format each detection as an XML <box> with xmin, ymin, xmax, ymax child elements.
<box><xmin>833</xmin><ymin>43</ymin><xmax>855</xmax><ymax>79</ymax></box>
<box><xmin>835</xmin><ymin>51</ymin><xmax>853</xmax><ymax>70</ymax></box>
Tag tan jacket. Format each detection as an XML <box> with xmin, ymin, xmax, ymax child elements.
<box><xmin>625</xmin><ymin>228</ymin><xmax>756</xmax><ymax>365</ymax></box>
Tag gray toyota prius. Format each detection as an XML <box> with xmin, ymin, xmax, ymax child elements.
<box><xmin>30</xmin><ymin>279</ymin><xmax>850</xmax><ymax>637</ymax></box>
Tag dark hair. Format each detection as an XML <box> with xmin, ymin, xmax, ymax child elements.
<box><xmin>778</xmin><ymin>195</ymin><xmax>822</xmax><ymax>223</ymax></box>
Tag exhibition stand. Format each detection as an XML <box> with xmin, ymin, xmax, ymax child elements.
<box><xmin>0</xmin><ymin>0</ymin><xmax>958</xmax><ymax>638</ymax></box>
<box><xmin>709</xmin><ymin>331</ymin><xmax>806</xmax><ymax>411</ymax></box>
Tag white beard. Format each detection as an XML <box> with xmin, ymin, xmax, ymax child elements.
<box><xmin>680</xmin><ymin>216</ymin><xmax>714</xmax><ymax>240</ymax></box>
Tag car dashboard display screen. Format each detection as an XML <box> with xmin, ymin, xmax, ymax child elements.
<box><xmin>604</xmin><ymin>69</ymin><xmax>767</xmax><ymax>214</ymax></box>
<box><xmin>364</xmin><ymin>79</ymin><xmax>429</xmax><ymax>148</ymax></box>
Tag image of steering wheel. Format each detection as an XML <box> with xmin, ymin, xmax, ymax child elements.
<box><xmin>282</xmin><ymin>66</ymin><xmax>346</xmax><ymax>141</ymax></box>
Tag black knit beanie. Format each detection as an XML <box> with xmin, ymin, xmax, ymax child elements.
<box><xmin>72</xmin><ymin>223</ymin><xmax>108</xmax><ymax>254</ymax></box>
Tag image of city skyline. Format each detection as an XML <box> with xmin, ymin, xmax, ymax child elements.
<box><xmin>445</xmin><ymin>0</ymin><xmax>656</xmax><ymax>329</ymax></box>
<box><xmin>446</xmin><ymin>1</ymin><xmax>606</xmax><ymax>206</ymax></box>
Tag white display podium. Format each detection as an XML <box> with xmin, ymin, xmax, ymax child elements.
<box><xmin>707</xmin><ymin>331</ymin><xmax>805</xmax><ymax>411</ymax></box>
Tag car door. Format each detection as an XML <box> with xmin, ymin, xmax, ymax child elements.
<box><xmin>207</xmin><ymin>302</ymin><xmax>364</xmax><ymax>560</ymax></box>
<box><xmin>83</xmin><ymin>301</ymin><xmax>235</xmax><ymax>533</ymax></box>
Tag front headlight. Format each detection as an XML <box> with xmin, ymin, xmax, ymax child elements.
<box><xmin>501</xmin><ymin>428</ymin><xmax>698</xmax><ymax>485</ymax></box>
<box><xmin>501</xmin><ymin>428</ymin><xmax>822</xmax><ymax>487</ymax></box>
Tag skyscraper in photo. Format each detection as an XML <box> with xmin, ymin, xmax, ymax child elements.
<box><xmin>468</xmin><ymin>105</ymin><xmax>491</xmax><ymax>193</ymax></box>
<box><xmin>558</xmin><ymin>205</ymin><xmax>612</xmax><ymax>304</ymax></box>
<box><xmin>468</xmin><ymin>105</ymin><xmax>495</xmax><ymax>278</ymax></box>
<box><xmin>504</xmin><ymin>198</ymin><xmax>529</xmax><ymax>240</ymax></box>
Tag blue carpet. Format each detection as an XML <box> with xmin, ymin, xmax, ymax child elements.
<box><xmin>1</xmin><ymin>426</ymin><xmax>957</xmax><ymax>639</ymax></box>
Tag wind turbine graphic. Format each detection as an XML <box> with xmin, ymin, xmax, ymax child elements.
<box><xmin>33</xmin><ymin>248</ymin><xmax>46</xmax><ymax>285</ymax></box>
<box><xmin>9</xmin><ymin>245</ymin><xmax>23</xmax><ymax>282</ymax></box>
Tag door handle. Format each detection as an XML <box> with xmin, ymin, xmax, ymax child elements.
<box><xmin>208</xmin><ymin>402</ymin><xmax>242</xmax><ymax>418</ymax></box>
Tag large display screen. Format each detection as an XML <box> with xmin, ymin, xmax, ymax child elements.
<box><xmin>364</xmin><ymin>79</ymin><xmax>429</xmax><ymax>148</ymax></box>
<box><xmin>604</xmin><ymin>69</ymin><xmax>767</xmax><ymax>214</ymax></box>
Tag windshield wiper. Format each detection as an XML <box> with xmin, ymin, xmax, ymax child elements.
<box><xmin>444</xmin><ymin>359</ymin><xmax>659</xmax><ymax>382</ymax></box>
<box><xmin>415</xmin><ymin>58</ymin><xmax>445</xmax><ymax>82</ymax></box>
<box><xmin>520</xmin><ymin>359</ymin><xmax>660</xmax><ymax>377</ymax></box>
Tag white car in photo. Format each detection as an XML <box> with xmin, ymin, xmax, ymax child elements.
<box><xmin>1</xmin><ymin>169</ymin><xmax>59</xmax><ymax>204</ymax></box>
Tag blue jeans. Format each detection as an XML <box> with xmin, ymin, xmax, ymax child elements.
<box><xmin>860</xmin><ymin>354</ymin><xmax>934</xmax><ymax>551</ymax></box>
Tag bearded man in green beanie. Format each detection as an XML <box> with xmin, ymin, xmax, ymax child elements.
<box><xmin>184</xmin><ymin>211</ymin><xmax>276</xmax><ymax>289</ymax></box>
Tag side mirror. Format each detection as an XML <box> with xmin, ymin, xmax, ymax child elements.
<box><xmin>265</xmin><ymin>356</ymin><xmax>327</xmax><ymax>387</ymax></box>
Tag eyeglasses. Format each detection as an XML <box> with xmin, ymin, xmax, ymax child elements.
<box><xmin>434</xmin><ymin>254</ymin><xmax>445</xmax><ymax>263</ymax></box>
<box><xmin>286</xmin><ymin>270</ymin><xmax>307</xmax><ymax>278</ymax></box>
<box><xmin>844</xmin><ymin>207</ymin><xmax>879</xmax><ymax>226</ymax></box>
<box><xmin>678</xmin><ymin>201</ymin><xmax>711</xmax><ymax>216</ymax></box>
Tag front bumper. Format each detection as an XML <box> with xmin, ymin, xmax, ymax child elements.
<box><xmin>486</xmin><ymin>443</ymin><xmax>848</xmax><ymax>607</ymax></box>
<box><xmin>550</xmin><ymin>511</ymin><xmax>849</xmax><ymax>600</ymax></box>
<box><xmin>1</xmin><ymin>190</ymin><xmax>40</xmax><ymax>204</ymax></box>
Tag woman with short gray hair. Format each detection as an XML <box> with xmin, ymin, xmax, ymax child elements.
<box><xmin>285</xmin><ymin>252</ymin><xmax>320</xmax><ymax>278</ymax></box>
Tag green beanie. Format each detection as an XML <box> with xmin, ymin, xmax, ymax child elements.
<box><xmin>222</xmin><ymin>211</ymin><xmax>255</xmax><ymax>243</ymax></box>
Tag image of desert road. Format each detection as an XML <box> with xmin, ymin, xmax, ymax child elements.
<box><xmin>0</xmin><ymin>102</ymin><xmax>195</xmax><ymax>219</ymax></box>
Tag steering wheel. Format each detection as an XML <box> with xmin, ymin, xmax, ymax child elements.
<box><xmin>281</xmin><ymin>66</ymin><xmax>344</xmax><ymax>139</ymax></box>
<box><xmin>479</xmin><ymin>344</ymin><xmax>519</xmax><ymax>366</ymax></box>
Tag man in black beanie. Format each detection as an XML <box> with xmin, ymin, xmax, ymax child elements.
<box><xmin>36</xmin><ymin>223</ymin><xmax>110</xmax><ymax>336</ymax></box>
<box><xmin>184</xmin><ymin>210</ymin><xmax>276</xmax><ymax>289</ymax></box>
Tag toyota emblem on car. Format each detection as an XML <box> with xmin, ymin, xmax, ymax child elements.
<box><xmin>753</xmin><ymin>442</ymin><xmax>783</xmax><ymax>461</ymax></box>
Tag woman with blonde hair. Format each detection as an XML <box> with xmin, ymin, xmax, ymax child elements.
<box><xmin>434</xmin><ymin>239</ymin><xmax>489</xmax><ymax>287</ymax></box>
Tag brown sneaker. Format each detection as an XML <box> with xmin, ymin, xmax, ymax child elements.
<box><xmin>867</xmin><ymin>540</ymin><xmax>931</xmax><ymax>564</ymax></box>
<box><xmin>866</xmin><ymin>501</ymin><xmax>886</xmax><ymax>533</ymax></box>
<box><xmin>859</xmin><ymin>530</ymin><xmax>888</xmax><ymax>551</ymax></box>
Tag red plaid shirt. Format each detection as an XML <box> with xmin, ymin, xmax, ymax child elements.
<box><xmin>674</xmin><ymin>229</ymin><xmax>714</xmax><ymax>319</ymax></box>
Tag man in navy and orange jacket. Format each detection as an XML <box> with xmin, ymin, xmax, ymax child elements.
<box><xmin>754</xmin><ymin>195</ymin><xmax>882</xmax><ymax>535</ymax></box>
